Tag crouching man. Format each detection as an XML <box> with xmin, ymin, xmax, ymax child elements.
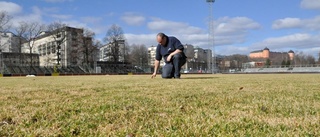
<box><xmin>151</xmin><ymin>32</ymin><xmax>187</xmax><ymax>79</ymax></box>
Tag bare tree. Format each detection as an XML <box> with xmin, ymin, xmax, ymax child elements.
<box><xmin>129</xmin><ymin>44</ymin><xmax>148</xmax><ymax>67</ymax></box>
<box><xmin>123</xmin><ymin>41</ymin><xmax>130</xmax><ymax>63</ymax></box>
<box><xmin>294</xmin><ymin>51</ymin><xmax>316</xmax><ymax>66</ymax></box>
<box><xmin>0</xmin><ymin>11</ymin><xmax>12</xmax><ymax>31</ymax></box>
<box><xmin>103</xmin><ymin>24</ymin><xmax>125</xmax><ymax>63</ymax></box>
<box><xmin>79</xmin><ymin>29</ymin><xmax>99</xmax><ymax>67</ymax></box>
<box><xmin>0</xmin><ymin>11</ymin><xmax>12</xmax><ymax>51</ymax></box>
<box><xmin>318</xmin><ymin>52</ymin><xmax>320</xmax><ymax>64</ymax></box>
<box><xmin>294</xmin><ymin>52</ymin><xmax>304</xmax><ymax>66</ymax></box>
<box><xmin>46</xmin><ymin>21</ymin><xmax>67</xmax><ymax>66</ymax></box>
<box><xmin>14</xmin><ymin>22</ymin><xmax>28</xmax><ymax>51</ymax></box>
<box><xmin>92</xmin><ymin>41</ymin><xmax>104</xmax><ymax>64</ymax></box>
<box><xmin>14</xmin><ymin>22</ymin><xmax>28</xmax><ymax>65</ymax></box>
<box><xmin>306</xmin><ymin>55</ymin><xmax>316</xmax><ymax>65</ymax></box>
<box><xmin>227</xmin><ymin>54</ymin><xmax>249</xmax><ymax>69</ymax></box>
<box><xmin>18</xmin><ymin>21</ymin><xmax>46</xmax><ymax>66</ymax></box>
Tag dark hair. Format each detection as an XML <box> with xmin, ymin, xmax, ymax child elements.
<box><xmin>157</xmin><ymin>32</ymin><xmax>167</xmax><ymax>39</ymax></box>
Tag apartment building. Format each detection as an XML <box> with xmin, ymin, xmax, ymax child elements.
<box><xmin>0</xmin><ymin>31</ymin><xmax>21</xmax><ymax>52</ymax></box>
<box><xmin>21</xmin><ymin>26</ymin><xmax>87</xmax><ymax>67</ymax></box>
<box><xmin>99</xmin><ymin>40</ymin><xmax>126</xmax><ymax>62</ymax></box>
<box><xmin>147</xmin><ymin>45</ymin><xmax>164</xmax><ymax>66</ymax></box>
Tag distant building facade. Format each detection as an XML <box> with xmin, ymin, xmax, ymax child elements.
<box><xmin>99</xmin><ymin>40</ymin><xmax>126</xmax><ymax>62</ymax></box>
<box><xmin>249</xmin><ymin>47</ymin><xmax>294</xmax><ymax>66</ymax></box>
<box><xmin>190</xmin><ymin>46</ymin><xmax>212</xmax><ymax>72</ymax></box>
<box><xmin>21</xmin><ymin>26</ymin><xmax>89</xmax><ymax>67</ymax></box>
<box><xmin>0</xmin><ymin>32</ymin><xmax>21</xmax><ymax>52</ymax></box>
<box><xmin>147</xmin><ymin>45</ymin><xmax>162</xmax><ymax>66</ymax></box>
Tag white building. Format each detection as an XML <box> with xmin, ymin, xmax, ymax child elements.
<box><xmin>21</xmin><ymin>26</ymin><xmax>87</xmax><ymax>67</ymax></box>
<box><xmin>0</xmin><ymin>32</ymin><xmax>21</xmax><ymax>52</ymax></box>
<box><xmin>99</xmin><ymin>40</ymin><xmax>126</xmax><ymax>62</ymax></box>
<box><xmin>148</xmin><ymin>45</ymin><xmax>165</xmax><ymax>67</ymax></box>
<box><xmin>192</xmin><ymin>46</ymin><xmax>212</xmax><ymax>72</ymax></box>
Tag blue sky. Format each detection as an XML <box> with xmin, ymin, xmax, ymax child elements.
<box><xmin>1</xmin><ymin>0</ymin><xmax>320</xmax><ymax>59</ymax></box>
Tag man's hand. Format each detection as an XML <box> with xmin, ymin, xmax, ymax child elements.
<box><xmin>166</xmin><ymin>55</ymin><xmax>172</xmax><ymax>62</ymax></box>
<box><xmin>151</xmin><ymin>72</ymin><xmax>157</xmax><ymax>78</ymax></box>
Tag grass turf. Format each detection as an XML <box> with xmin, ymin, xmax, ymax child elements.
<box><xmin>0</xmin><ymin>74</ymin><xmax>319</xmax><ymax>136</ymax></box>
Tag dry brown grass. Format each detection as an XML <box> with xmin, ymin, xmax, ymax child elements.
<box><xmin>0</xmin><ymin>74</ymin><xmax>319</xmax><ymax>136</ymax></box>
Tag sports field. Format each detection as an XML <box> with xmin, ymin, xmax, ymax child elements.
<box><xmin>0</xmin><ymin>74</ymin><xmax>319</xmax><ymax>136</ymax></box>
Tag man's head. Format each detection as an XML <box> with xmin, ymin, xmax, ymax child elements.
<box><xmin>157</xmin><ymin>32</ymin><xmax>167</xmax><ymax>46</ymax></box>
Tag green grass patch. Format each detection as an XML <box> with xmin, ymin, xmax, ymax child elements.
<box><xmin>0</xmin><ymin>74</ymin><xmax>319</xmax><ymax>136</ymax></box>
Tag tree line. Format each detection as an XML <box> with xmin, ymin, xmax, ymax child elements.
<box><xmin>0</xmin><ymin>11</ymin><xmax>149</xmax><ymax>67</ymax></box>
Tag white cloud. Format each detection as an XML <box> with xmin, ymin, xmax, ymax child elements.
<box><xmin>215</xmin><ymin>33</ymin><xmax>320</xmax><ymax>56</ymax></box>
<box><xmin>144</xmin><ymin>18</ymin><xmax>210</xmax><ymax>48</ymax></box>
<box><xmin>147</xmin><ymin>18</ymin><xmax>204</xmax><ymax>35</ymax></box>
<box><xmin>59</xmin><ymin>20</ymin><xmax>108</xmax><ymax>40</ymax></box>
<box><xmin>50</xmin><ymin>14</ymin><xmax>73</xmax><ymax>20</ymax></box>
<box><xmin>272</xmin><ymin>18</ymin><xmax>302</xmax><ymax>29</ymax></box>
<box><xmin>251</xmin><ymin>33</ymin><xmax>320</xmax><ymax>50</ymax></box>
<box><xmin>0</xmin><ymin>1</ymin><xmax>22</xmax><ymax>15</ymax></box>
<box><xmin>42</xmin><ymin>7</ymin><xmax>60</xmax><ymax>13</ymax></box>
<box><xmin>32</xmin><ymin>6</ymin><xmax>43</xmax><ymax>16</ymax></box>
<box><xmin>60</xmin><ymin>20</ymin><xmax>87</xmax><ymax>28</ymax></box>
<box><xmin>125</xmin><ymin>33</ymin><xmax>209</xmax><ymax>49</ymax></box>
<box><xmin>11</xmin><ymin>6</ymin><xmax>44</xmax><ymax>27</ymax></box>
<box><xmin>125</xmin><ymin>16</ymin><xmax>261</xmax><ymax>52</ymax></box>
<box><xmin>125</xmin><ymin>33</ymin><xmax>156</xmax><ymax>46</ymax></box>
<box><xmin>272</xmin><ymin>16</ymin><xmax>320</xmax><ymax>30</ymax></box>
<box><xmin>0</xmin><ymin>2</ymin><xmax>45</xmax><ymax>28</ymax></box>
<box><xmin>121</xmin><ymin>13</ymin><xmax>146</xmax><ymax>26</ymax></box>
<box><xmin>105</xmin><ymin>12</ymin><xmax>115</xmax><ymax>17</ymax></box>
<box><xmin>197</xmin><ymin>32</ymin><xmax>320</xmax><ymax>56</ymax></box>
<box><xmin>213</xmin><ymin>16</ymin><xmax>261</xmax><ymax>47</ymax></box>
<box><xmin>216</xmin><ymin>46</ymin><xmax>250</xmax><ymax>56</ymax></box>
<box><xmin>215</xmin><ymin>16</ymin><xmax>261</xmax><ymax>35</ymax></box>
<box><xmin>96</xmin><ymin>17</ymin><xmax>211</xmax><ymax>48</ymax></box>
<box><xmin>301</xmin><ymin>0</ymin><xmax>320</xmax><ymax>10</ymax></box>
<box><xmin>304</xmin><ymin>16</ymin><xmax>320</xmax><ymax>30</ymax></box>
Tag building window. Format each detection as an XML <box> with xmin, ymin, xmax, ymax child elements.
<box><xmin>47</xmin><ymin>45</ymin><xmax>51</xmax><ymax>54</ymax></box>
<box><xmin>38</xmin><ymin>47</ymin><xmax>42</xmax><ymax>56</ymax></box>
<box><xmin>72</xmin><ymin>31</ymin><xmax>78</xmax><ymax>36</ymax></box>
<box><xmin>52</xmin><ymin>45</ymin><xmax>56</xmax><ymax>53</ymax></box>
<box><xmin>42</xmin><ymin>45</ymin><xmax>46</xmax><ymax>56</ymax></box>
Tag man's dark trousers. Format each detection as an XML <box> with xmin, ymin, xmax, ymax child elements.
<box><xmin>162</xmin><ymin>53</ymin><xmax>186</xmax><ymax>78</ymax></box>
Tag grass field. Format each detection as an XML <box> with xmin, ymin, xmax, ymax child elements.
<box><xmin>0</xmin><ymin>74</ymin><xmax>319</xmax><ymax>136</ymax></box>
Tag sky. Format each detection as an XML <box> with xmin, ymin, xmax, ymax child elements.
<box><xmin>1</xmin><ymin>0</ymin><xmax>320</xmax><ymax>59</ymax></box>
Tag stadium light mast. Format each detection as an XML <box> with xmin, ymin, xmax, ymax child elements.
<box><xmin>0</xmin><ymin>50</ymin><xmax>2</xmax><ymax>74</ymax></box>
<box><xmin>206</xmin><ymin>0</ymin><xmax>216</xmax><ymax>74</ymax></box>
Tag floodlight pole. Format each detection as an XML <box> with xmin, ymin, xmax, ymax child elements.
<box><xmin>0</xmin><ymin>50</ymin><xmax>2</xmax><ymax>74</ymax></box>
<box><xmin>207</xmin><ymin>0</ymin><xmax>216</xmax><ymax>74</ymax></box>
